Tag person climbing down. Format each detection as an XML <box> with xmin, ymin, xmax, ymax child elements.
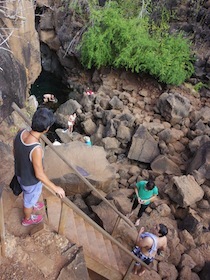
<box><xmin>62</xmin><ymin>113</ymin><xmax>77</xmax><ymax>134</ymax></box>
<box><xmin>13</xmin><ymin>108</ymin><xmax>65</xmax><ymax>226</ymax></box>
<box><xmin>127</xmin><ymin>180</ymin><xmax>158</xmax><ymax>226</ymax></box>
<box><xmin>68</xmin><ymin>113</ymin><xmax>76</xmax><ymax>133</ymax></box>
<box><xmin>132</xmin><ymin>224</ymin><xmax>168</xmax><ymax>276</ymax></box>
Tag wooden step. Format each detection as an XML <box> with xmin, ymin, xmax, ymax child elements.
<box><xmin>94</xmin><ymin>230</ymin><xmax>110</xmax><ymax>266</ymax></box>
<box><xmin>104</xmin><ymin>239</ymin><xmax>119</xmax><ymax>271</ymax></box>
<box><xmin>85</xmin><ymin>223</ymin><xmax>102</xmax><ymax>260</ymax></box>
<box><xmin>45</xmin><ymin>195</ymin><xmax>133</xmax><ymax>279</ymax></box>
<box><xmin>74</xmin><ymin>215</ymin><xmax>91</xmax><ymax>254</ymax></box>
<box><xmin>63</xmin><ymin>207</ymin><xmax>79</xmax><ymax>245</ymax></box>
<box><xmin>112</xmin><ymin>244</ymin><xmax>128</xmax><ymax>275</ymax></box>
<box><xmin>85</xmin><ymin>255</ymin><xmax>122</xmax><ymax>280</ymax></box>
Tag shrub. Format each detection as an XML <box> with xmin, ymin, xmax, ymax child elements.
<box><xmin>79</xmin><ymin>2</ymin><xmax>195</xmax><ymax>85</ymax></box>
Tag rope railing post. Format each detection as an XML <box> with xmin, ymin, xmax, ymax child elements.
<box><xmin>58</xmin><ymin>202</ymin><xmax>69</xmax><ymax>235</ymax></box>
<box><xmin>11</xmin><ymin>102</ymin><xmax>134</xmax><ymax>228</ymax></box>
<box><xmin>43</xmin><ymin>184</ymin><xmax>151</xmax><ymax>273</ymax></box>
<box><xmin>122</xmin><ymin>260</ymin><xmax>136</xmax><ymax>280</ymax></box>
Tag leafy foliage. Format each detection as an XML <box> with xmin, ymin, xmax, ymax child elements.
<box><xmin>79</xmin><ymin>1</ymin><xmax>195</xmax><ymax>85</ymax></box>
<box><xmin>194</xmin><ymin>82</ymin><xmax>209</xmax><ymax>92</ymax></box>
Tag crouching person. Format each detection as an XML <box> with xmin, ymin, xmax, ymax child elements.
<box><xmin>132</xmin><ymin>224</ymin><xmax>168</xmax><ymax>276</ymax></box>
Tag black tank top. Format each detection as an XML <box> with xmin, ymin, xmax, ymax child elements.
<box><xmin>14</xmin><ymin>130</ymin><xmax>41</xmax><ymax>186</ymax></box>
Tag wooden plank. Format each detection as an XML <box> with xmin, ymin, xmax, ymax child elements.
<box><xmin>104</xmin><ymin>239</ymin><xmax>119</xmax><ymax>271</ymax></box>
<box><xmin>58</xmin><ymin>202</ymin><xmax>69</xmax><ymax>235</ymax></box>
<box><xmin>63</xmin><ymin>208</ymin><xmax>79</xmax><ymax>245</ymax></box>
<box><xmin>74</xmin><ymin>216</ymin><xmax>91</xmax><ymax>254</ymax></box>
<box><xmin>94</xmin><ymin>231</ymin><xmax>110</xmax><ymax>266</ymax></box>
<box><xmin>112</xmin><ymin>244</ymin><xmax>128</xmax><ymax>275</ymax></box>
<box><xmin>85</xmin><ymin>223</ymin><xmax>102</xmax><ymax>260</ymax></box>
<box><xmin>85</xmin><ymin>255</ymin><xmax>122</xmax><ymax>280</ymax></box>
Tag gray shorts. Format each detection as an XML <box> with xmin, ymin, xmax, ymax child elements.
<box><xmin>19</xmin><ymin>178</ymin><xmax>42</xmax><ymax>208</ymax></box>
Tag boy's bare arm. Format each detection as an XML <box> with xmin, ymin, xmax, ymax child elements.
<box><xmin>136</xmin><ymin>227</ymin><xmax>145</xmax><ymax>243</ymax></box>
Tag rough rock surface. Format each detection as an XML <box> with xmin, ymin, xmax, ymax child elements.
<box><xmin>43</xmin><ymin>141</ymin><xmax>117</xmax><ymax>193</ymax></box>
<box><xmin>165</xmin><ymin>175</ymin><xmax>204</xmax><ymax>207</ymax></box>
<box><xmin>0</xmin><ymin>0</ymin><xmax>41</xmax><ymax>120</ymax></box>
<box><xmin>1</xmin><ymin>1</ymin><xmax>210</xmax><ymax>279</ymax></box>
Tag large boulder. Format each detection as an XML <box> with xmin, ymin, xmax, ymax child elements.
<box><xmin>158</xmin><ymin>262</ymin><xmax>178</xmax><ymax>280</ymax></box>
<box><xmin>54</xmin><ymin>99</ymin><xmax>82</xmax><ymax>128</ymax></box>
<box><xmin>187</xmin><ymin>141</ymin><xmax>210</xmax><ymax>183</ymax></box>
<box><xmin>165</xmin><ymin>175</ymin><xmax>204</xmax><ymax>208</ymax></box>
<box><xmin>151</xmin><ymin>155</ymin><xmax>181</xmax><ymax>175</ymax></box>
<box><xmin>128</xmin><ymin>125</ymin><xmax>160</xmax><ymax>163</ymax></box>
<box><xmin>43</xmin><ymin>141</ymin><xmax>117</xmax><ymax>193</ymax></box>
<box><xmin>157</xmin><ymin>92</ymin><xmax>191</xmax><ymax>125</ymax></box>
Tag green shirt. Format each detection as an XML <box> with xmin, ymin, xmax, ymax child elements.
<box><xmin>136</xmin><ymin>180</ymin><xmax>158</xmax><ymax>205</ymax></box>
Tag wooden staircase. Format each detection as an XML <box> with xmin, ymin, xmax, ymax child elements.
<box><xmin>8</xmin><ymin>103</ymin><xmax>151</xmax><ymax>279</ymax></box>
<box><xmin>46</xmin><ymin>195</ymin><xmax>133</xmax><ymax>280</ymax></box>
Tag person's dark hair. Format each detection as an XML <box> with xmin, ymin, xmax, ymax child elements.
<box><xmin>31</xmin><ymin>108</ymin><xmax>55</xmax><ymax>132</ymax></box>
<box><xmin>146</xmin><ymin>180</ymin><xmax>155</xmax><ymax>190</ymax></box>
<box><xmin>159</xmin><ymin>224</ymin><xmax>168</xmax><ymax>236</ymax></box>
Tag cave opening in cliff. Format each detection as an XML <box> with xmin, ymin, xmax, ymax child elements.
<box><xmin>30</xmin><ymin>69</ymin><xmax>69</xmax><ymax>108</ymax></box>
<box><xmin>30</xmin><ymin>66</ymin><xmax>71</xmax><ymax>143</ymax></box>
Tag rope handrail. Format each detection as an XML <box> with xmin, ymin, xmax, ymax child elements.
<box><xmin>11</xmin><ymin>102</ymin><xmax>151</xmax><ymax>276</ymax></box>
<box><xmin>11</xmin><ymin>102</ymin><xmax>134</xmax><ymax>228</ymax></box>
<box><xmin>44</xmin><ymin>184</ymin><xmax>151</xmax><ymax>272</ymax></box>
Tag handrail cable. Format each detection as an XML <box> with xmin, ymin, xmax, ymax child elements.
<box><xmin>11</xmin><ymin>102</ymin><xmax>133</xmax><ymax>228</ymax></box>
<box><xmin>44</xmin><ymin>184</ymin><xmax>151</xmax><ymax>272</ymax></box>
<box><xmin>11</xmin><ymin>102</ymin><xmax>151</xmax><ymax>274</ymax></box>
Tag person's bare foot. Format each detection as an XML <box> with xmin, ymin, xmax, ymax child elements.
<box><xmin>138</xmin><ymin>270</ymin><xmax>145</xmax><ymax>277</ymax></box>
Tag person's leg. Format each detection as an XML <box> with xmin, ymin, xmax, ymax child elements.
<box><xmin>133</xmin><ymin>264</ymin><xmax>140</xmax><ymax>275</ymax></box>
<box><xmin>135</xmin><ymin>204</ymin><xmax>148</xmax><ymax>226</ymax></box>
<box><xmin>137</xmin><ymin>204</ymin><xmax>148</xmax><ymax>218</ymax></box>
<box><xmin>23</xmin><ymin>206</ymin><xmax>33</xmax><ymax>220</ymax></box>
<box><xmin>132</xmin><ymin>197</ymin><xmax>139</xmax><ymax>211</ymax></box>
<box><xmin>138</xmin><ymin>266</ymin><xmax>145</xmax><ymax>276</ymax></box>
<box><xmin>127</xmin><ymin>197</ymin><xmax>139</xmax><ymax>217</ymax></box>
<box><xmin>68</xmin><ymin>125</ymin><xmax>73</xmax><ymax>133</ymax></box>
<box><xmin>21</xmin><ymin>182</ymin><xmax>43</xmax><ymax>225</ymax></box>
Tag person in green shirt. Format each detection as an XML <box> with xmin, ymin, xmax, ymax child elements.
<box><xmin>127</xmin><ymin>180</ymin><xmax>158</xmax><ymax>226</ymax></box>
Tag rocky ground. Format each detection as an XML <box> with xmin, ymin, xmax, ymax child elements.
<box><xmin>0</xmin><ymin>1</ymin><xmax>210</xmax><ymax>279</ymax></box>
<box><xmin>1</xmin><ymin>70</ymin><xmax>210</xmax><ymax>279</ymax></box>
